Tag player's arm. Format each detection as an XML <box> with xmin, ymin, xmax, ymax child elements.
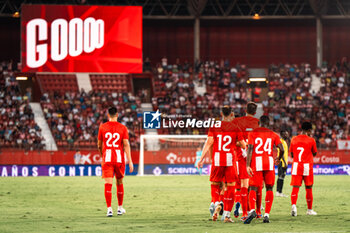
<box><xmin>237</xmin><ymin>140</ymin><xmax>246</xmax><ymax>149</ymax></box>
<box><xmin>97</xmin><ymin>125</ymin><xmax>103</xmax><ymax>157</ymax></box>
<box><xmin>123</xmin><ymin>139</ymin><xmax>134</xmax><ymax>173</ymax></box>
<box><xmin>197</xmin><ymin>136</ymin><xmax>214</xmax><ymax>168</ymax></box>
<box><xmin>246</xmin><ymin>144</ymin><xmax>254</xmax><ymax>177</ymax></box>
<box><xmin>98</xmin><ymin>140</ymin><xmax>103</xmax><ymax>157</ymax></box>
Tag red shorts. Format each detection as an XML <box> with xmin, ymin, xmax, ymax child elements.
<box><xmin>237</xmin><ymin>159</ymin><xmax>249</xmax><ymax>180</ymax></box>
<box><xmin>210</xmin><ymin>165</ymin><xmax>237</xmax><ymax>183</ymax></box>
<box><xmin>291</xmin><ymin>174</ymin><xmax>314</xmax><ymax>186</ymax></box>
<box><xmin>249</xmin><ymin>170</ymin><xmax>275</xmax><ymax>187</ymax></box>
<box><xmin>102</xmin><ymin>163</ymin><xmax>125</xmax><ymax>179</ymax></box>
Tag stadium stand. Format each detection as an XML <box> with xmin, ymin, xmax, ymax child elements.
<box><xmin>0</xmin><ymin>61</ymin><xmax>44</xmax><ymax>150</ymax></box>
<box><xmin>36</xmin><ymin>74</ymin><xmax>79</xmax><ymax>94</ymax></box>
<box><xmin>40</xmin><ymin>90</ymin><xmax>143</xmax><ymax>150</ymax></box>
<box><xmin>90</xmin><ymin>74</ymin><xmax>131</xmax><ymax>93</ymax></box>
<box><xmin>152</xmin><ymin>60</ymin><xmax>250</xmax><ymax>135</ymax></box>
<box><xmin>265</xmin><ymin>62</ymin><xmax>349</xmax><ymax>149</ymax></box>
<box><xmin>1</xmin><ymin>58</ymin><xmax>348</xmax><ymax>150</ymax></box>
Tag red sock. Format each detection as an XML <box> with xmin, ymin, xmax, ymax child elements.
<box><xmin>117</xmin><ymin>184</ymin><xmax>124</xmax><ymax>206</ymax></box>
<box><xmin>219</xmin><ymin>193</ymin><xmax>224</xmax><ymax>203</ymax></box>
<box><xmin>291</xmin><ymin>187</ymin><xmax>299</xmax><ymax>205</ymax></box>
<box><xmin>306</xmin><ymin>188</ymin><xmax>313</xmax><ymax>209</ymax></box>
<box><xmin>224</xmin><ymin>186</ymin><xmax>235</xmax><ymax>212</ymax></box>
<box><xmin>256</xmin><ymin>186</ymin><xmax>262</xmax><ymax>214</ymax></box>
<box><xmin>248</xmin><ymin>189</ymin><xmax>256</xmax><ymax>212</ymax></box>
<box><xmin>211</xmin><ymin>184</ymin><xmax>220</xmax><ymax>203</ymax></box>
<box><xmin>241</xmin><ymin>187</ymin><xmax>248</xmax><ymax>215</ymax></box>
<box><xmin>104</xmin><ymin>183</ymin><xmax>112</xmax><ymax>207</ymax></box>
<box><xmin>265</xmin><ymin>190</ymin><xmax>274</xmax><ymax>214</ymax></box>
<box><xmin>235</xmin><ymin>189</ymin><xmax>241</xmax><ymax>204</ymax></box>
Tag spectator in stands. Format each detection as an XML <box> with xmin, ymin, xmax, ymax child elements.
<box><xmin>0</xmin><ymin>61</ymin><xmax>43</xmax><ymax>150</ymax></box>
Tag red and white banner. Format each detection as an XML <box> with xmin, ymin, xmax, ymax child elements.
<box><xmin>0</xmin><ymin>149</ymin><xmax>348</xmax><ymax>165</ymax></box>
<box><xmin>337</xmin><ymin>140</ymin><xmax>350</xmax><ymax>150</ymax></box>
<box><xmin>0</xmin><ymin>151</ymin><xmax>139</xmax><ymax>165</ymax></box>
<box><xmin>21</xmin><ymin>5</ymin><xmax>142</xmax><ymax>73</ymax></box>
<box><xmin>144</xmin><ymin>149</ymin><xmax>350</xmax><ymax>165</ymax></box>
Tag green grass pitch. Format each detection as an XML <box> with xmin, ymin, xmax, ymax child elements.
<box><xmin>1</xmin><ymin>175</ymin><xmax>349</xmax><ymax>233</ymax></box>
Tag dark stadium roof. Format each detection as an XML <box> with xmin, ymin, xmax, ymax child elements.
<box><xmin>1</xmin><ymin>0</ymin><xmax>350</xmax><ymax>19</ymax></box>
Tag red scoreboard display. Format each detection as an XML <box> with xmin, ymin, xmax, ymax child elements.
<box><xmin>21</xmin><ymin>5</ymin><xmax>142</xmax><ymax>73</ymax></box>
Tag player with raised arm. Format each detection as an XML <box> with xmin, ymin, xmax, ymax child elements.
<box><xmin>97</xmin><ymin>107</ymin><xmax>134</xmax><ymax>217</ymax></box>
<box><xmin>232</xmin><ymin>102</ymin><xmax>259</xmax><ymax>220</ymax></box>
<box><xmin>244</xmin><ymin>116</ymin><xmax>285</xmax><ymax>224</ymax></box>
<box><xmin>197</xmin><ymin>106</ymin><xmax>246</xmax><ymax>223</ymax></box>
<box><xmin>290</xmin><ymin>122</ymin><xmax>318</xmax><ymax>216</ymax></box>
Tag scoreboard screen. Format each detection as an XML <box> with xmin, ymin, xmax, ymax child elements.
<box><xmin>21</xmin><ymin>5</ymin><xmax>142</xmax><ymax>73</ymax></box>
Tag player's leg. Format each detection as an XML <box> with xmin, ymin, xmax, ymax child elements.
<box><xmin>219</xmin><ymin>182</ymin><xmax>225</xmax><ymax>214</ymax></box>
<box><xmin>223</xmin><ymin>182</ymin><xmax>235</xmax><ymax>223</ymax></box>
<box><xmin>305</xmin><ymin>174</ymin><xmax>317</xmax><ymax>215</ymax></box>
<box><xmin>262</xmin><ymin>170</ymin><xmax>275</xmax><ymax>223</ymax></box>
<box><xmin>222</xmin><ymin>167</ymin><xmax>236</xmax><ymax>223</ymax></box>
<box><xmin>115</xmin><ymin>163</ymin><xmax>126</xmax><ymax>215</ymax></box>
<box><xmin>241</xmin><ymin>179</ymin><xmax>249</xmax><ymax>219</ymax></box>
<box><xmin>239</xmin><ymin>160</ymin><xmax>249</xmax><ymax>219</ymax></box>
<box><xmin>234</xmin><ymin>179</ymin><xmax>241</xmax><ymax>218</ymax></box>
<box><xmin>290</xmin><ymin>175</ymin><xmax>302</xmax><ymax>216</ymax></box>
<box><xmin>209</xmin><ymin>166</ymin><xmax>222</xmax><ymax>220</ymax></box>
<box><xmin>244</xmin><ymin>171</ymin><xmax>261</xmax><ymax>224</ymax></box>
<box><xmin>102</xmin><ymin>163</ymin><xmax>114</xmax><ymax>217</ymax></box>
<box><xmin>276</xmin><ymin>163</ymin><xmax>283</xmax><ymax>196</ymax></box>
<box><xmin>256</xmin><ymin>185</ymin><xmax>263</xmax><ymax>218</ymax></box>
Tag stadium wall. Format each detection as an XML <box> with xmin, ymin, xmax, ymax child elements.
<box><xmin>1</xmin><ymin>18</ymin><xmax>350</xmax><ymax>66</ymax></box>
<box><xmin>143</xmin><ymin>19</ymin><xmax>350</xmax><ymax>66</ymax></box>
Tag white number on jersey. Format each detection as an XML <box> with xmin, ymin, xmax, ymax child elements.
<box><xmin>297</xmin><ymin>147</ymin><xmax>304</xmax><ymax>162</ymax></box>
<box><xmin>105</xmin><ymin>132</ymin><xmax>120</xmax><ymax>147</ymax></box>
<box><xmin>255</xmin><ymin>137</ymin><xmax>272</xmax><ymax>155</ymax></box>
<box><xmin>217</xmin><ymin>135</ymin><xmax>232</xmax><ymax>152</ymax></box>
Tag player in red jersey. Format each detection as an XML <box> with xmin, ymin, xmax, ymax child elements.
<box><xmin>232</xmin><ymin>102</ymin><xmax>259</xmax><ymax>220</ymax></box>
<box><xmin>244</xmin><ymin>116</ymin><xmax>285</xmax><ymax>224</ymax></box>
<box><xmin>290</xmin><ymin>121</ymin><xmax>318</xmax><ymax>216</ymax></box>
<box><xmin>97</xmin><ymin>107</ymin><xmax>134</xmax><ymax>217</ymax></box>
<box><xmin>197</xmin><ymin>106</ymin><xmax>246</xmax><ymax>223</ymax></box>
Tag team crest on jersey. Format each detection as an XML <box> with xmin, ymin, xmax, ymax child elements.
<box><xmin>143</xmin><ymin>110</ymin><xmax>161</xmax><ymax>129</ymax></box>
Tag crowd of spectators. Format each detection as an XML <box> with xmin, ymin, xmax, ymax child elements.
<box><xmin>1</xmin><ymin>57</ymin><xmax>348</xmax><ymax>151</ymax></box>
<box><xmin>265</xmin><ymin>62</ymin><xmax>349</xmax><ymax>148</ymax></box>
<box><xmin>152</xmin><ymin>58</ymin><xmax>250</xmax><ymax>135</ymax></box>
<box><xmin>40</xmin><ymin>90</ymin><xmax>143</xmax><ymax>149</ymax></box>
<box><xmin>0</xmin><ymin>61</ymin><xmax>44</xmax><ymax>150</ymax></box>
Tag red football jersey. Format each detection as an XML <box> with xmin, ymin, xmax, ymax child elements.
<box><xmin>98</xmin><ymin>121</ymin><xmax>129</xmax><ymax>165</ymax></box>
<box><xmin>290</xmin><ymin>135</ymin><xmax>317</xmax><ymax>176</ymax></box>
<box><xmin>208</xmin><ymin>121</ymin><xmax>244</xmax><ymax>167</ymax></box>
<box><xmin>232</xmin><ymin>116</ymin><xmax>259</xmax><ymax>160</ymax></box>
<box><xmin>248</xmin><ymin>127</ymin><xmax>281</xmax><ymax>171</ymax></box>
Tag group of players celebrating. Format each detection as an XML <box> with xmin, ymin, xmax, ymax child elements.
<box><xmin>97</xmin><ymin>104</ymin><xmax>317</xmax><ymax>222</ymax></box>
<box><xmin>197</xmin><ymin>102</ymin><xmax>318</xmax><ymax>224</ymax></box>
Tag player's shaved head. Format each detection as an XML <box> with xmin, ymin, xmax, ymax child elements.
<box><xmin>108</xmin><ymin>107</ymin><xmax>118</xmax><ymax>117</ymax></box>
<box><xmin>221</xmin><ymin>105</ymin><xmax>232</xmax><ymax>117</ymax></box>
<box><xmin>246</xmin><ymin>102</ymin><xmax>257</xmax><ymax>115</ymax></box>
<box><xmin>301</xmin><ymin>121</ymin><xmax>312</xmax><ymax>131</ymax></box>
<box><xmin>259</xmin><ymin>115</ymin><xmax>270</xmax><ymax>127</ymax></box>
